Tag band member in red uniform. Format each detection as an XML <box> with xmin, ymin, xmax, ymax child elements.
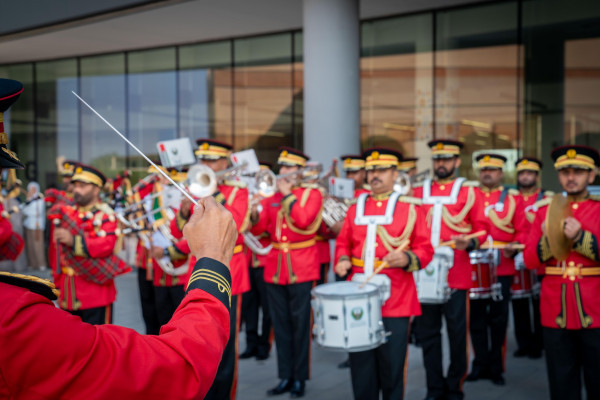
<box><xmin>468</xmin><ymin>154</ymin><xmax>528</xmax><ymax>385</ymax></box>
<box><xmin>512</xmin><ymin>157</ymin><xmax>549</xmax><ymax>359</ymax></box>
<box><xmin>0</xmin><ymin>196</ymin><xmax>236</xmax><ymax>400</ymax></box>
<box><xmin>0</xmin><ymin>79</ymin><xmax>25</xmax><ymax>262</ymax></box>
<box><xmin>49</xmin><ymin>164</ymin><xmax>130</xmax><ymax>325</ymax></box>
<box><xmin>412</xmin><ymin>140</ymin><xmax>486</xmax><ymax>400</ymax></box>
<box><xmin>524</xmin><ymin>145</ymin><xmax>600</xmax><ymax>400</ymax></box>
<box><xmin>240</xmin><ymin>161</ymin><xmax>275</xmax><ymax>361</ymax></box>
<box><xmin>171</xmin><ymin>138</ymin><xmax>250</xmax><ymax>400</ymax></box>
<box><xmin>334</xmin><ymin>147</ymin><xmax>432</xmax><ymax>400</ymax></box>
<box><xmin>251</xmin><ymin>147</ymin><xmax>323</xmax><ymax>398</ymax></box>
<box><xmin>398</xmin><ymin>157</ymin><xmax>419</xmax><ymax>178</ymax></box>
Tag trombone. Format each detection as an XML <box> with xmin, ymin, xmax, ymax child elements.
<box><xmin>186</xmin><ymin>161</ymin><xmax>248</xmax><ymax>198</ymax></box>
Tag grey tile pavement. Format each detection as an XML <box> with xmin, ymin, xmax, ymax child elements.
<box><xmin>112</xmin><ymin>272</ymin><xmax>550</xmax><ymax>400</ymax></box>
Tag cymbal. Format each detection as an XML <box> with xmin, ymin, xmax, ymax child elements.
<box><xmin>546</xmin><ymin>193</ymin><xmax>573</xmax><ymax>261</ymax></box>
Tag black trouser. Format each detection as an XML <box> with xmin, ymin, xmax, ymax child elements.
<box><xmin>316</xmin><ymin>262</ymin><xmax>329</xmax><ymax>285</ymax></box>
<box><xmin>416</xmin><ymin>290</ymin><xmax>468</xmax><ymax>400</ymax></box>
<box><xmin>241</xmin><ymin>267</ymin><xmax>272</xmax><ymax>356</ymax></box>
<box><xmin>154</xmin><ymin>284</ymin><xmax>185</xmax><ymax>327</ymax></box>
<box><xmin>511</xmin><ymin>274</ymin><xmax>544</xmax><ymax>355</ymax></box>
<box><xmin>543</xmin><ymin>327</ymin><xmax>600</xmax><ymax>400</ymax></box>
<box><xmin>349</xmin><ymin>317</ymin><xmax>410</xmax><ymax>400</ymax></box>
<box><xmin>266</xmin><ymin>281</ymin><xmax>313</xmax><ymax>381</ymax></box>
<box><xmin>531</xmin><ymin>289</ymin><xmax>543</xmax><ymax>353</ymax></box>
<box><xmin>69</xmin><ymin>304</ymin><xmax>113</xmax><ymax>325</ymax></box>
<box><xmin>205</xmin><ymin>294</ymin><xmax>240</xmax><ymax>400</ymax></box>
<box><xmin>137</xmin><ymin>268</ymin><xmax>159</xmax><ymax>335</ymax></box>
<box><xmin>469</xmin><ymin>276</ymin><xmax>512</xmax><ymax>378</ymax></box>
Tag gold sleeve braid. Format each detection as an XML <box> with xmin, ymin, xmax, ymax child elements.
<box><xmin>279</xmin><ymin>189</ymin><xmax>323</xmax><ymax>236</ymax></box>
<box><xmin>73</xmin><ymin>235</ymin><xmax>87</xmax><ymax>257</ymax></box>
<box><xmin>573</xmin><ymin>230</ymin><xmax>599</xmax><ymax>262</ymax></box>
<box><xmin>167</xmin><ymin>245</ymin><xmax>188</xmax><ymax>261</ymax></box>
<box><xmin>403</xmin><ymin>250</ymin><xmax>421</xmax><ymax>272</ymax></box>
<box><xmin>376</xmin><ymin>203</ymin><xmax>417</xmax><ymax>253</ymax></box>
<box><xmin>441</xmin><ymin>186</ymin><xmax>475</xmax><ymax>233</ymax></box>
<box><xmin>538</xmin><ymin>235</ymin><xmax>553</xmax><ymax>263</ymax></box>
<box><xmin>176</xmin><ymin>209</ymin><xmax>188</xmax><ymax>231</ymax></box>
<box><xmin>488</xmin><ymin>194</ymin><xmax>516</xmax><ymax>234</ymax></box>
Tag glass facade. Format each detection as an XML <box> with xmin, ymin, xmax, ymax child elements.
<box><xmin>1</xmin><ymin>0</ymin><xmax>599</xmax><ymax>190</ymax></box>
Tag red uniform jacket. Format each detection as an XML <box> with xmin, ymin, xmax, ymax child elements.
<box><xmin>46</xmin><ymin>189</ymin><xmax>73</xmax><ymax>283</ymax></box>
<box><xmin>334</xmin><ymin>194</ymin><xmax>432</xmax><ymax>317</ymax></box>
<box><xmin>473</xmin><ymin>186</ymin><xmax>528</xmax><ymax>276</ymax></box>
<box><xmin>413</xmin><ymin>179</ymin><xmax>486</xmax><ymax>289</ymax></box>
<box><xmin>171</xmin><ymin>182</ymin><xmax>250</xmax><ymax>295</ymax></box>
<box><xmin>516</xmin><ymin>189</ymin><xmax>552</xmax><ymax>275</ymax></box>
<box><xmin>0</xmin><ymin>203</ymin><xmax>24</xmax><ymax>261</ymax></box>
<box><xmin>0</xmin><ymin>258</ymin><xmax>231</xmax><ymax>400</ymax></box>
<box><xmin>51</xmin><ymin>203</ymin><xmax>118</xmax><ymax>311</ymax></box>
<box><xmin>251</xmin><ymin>184</ymin><xmax>323</xmax><ymax>285</ymax></box>
<box><xmin>524</xmin><ymin>195</ymin><xmax>600</xmax><ymax>329</ymax></box>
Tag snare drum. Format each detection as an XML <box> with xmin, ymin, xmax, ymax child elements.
<box><xmin>469</xmin><ymin>249</ymin><xmax>502</xmax><ymax>301</ymax></box>
<box><xmin>311</xmin><ymin>281</ymin><xmax>387</xmax><ymax>352</ymax></box>
<box><xmin>414</xmin><ymin>246</ymin><xmax>453</xmax><ymax>304</ymax></box>
<box><xmin>511</xmin><ymin>269</ymin><xmax>538</xmax><ymax>299</ymax></box>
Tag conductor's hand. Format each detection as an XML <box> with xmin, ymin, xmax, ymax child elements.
<box><xmin>183</xmin><ymin>196</ymin><xmax>237</xmax><ymax>268</ymax></box>
<box><xmin>335</xmin><ymin>259</ymin><xmax>352</xmax><ymax>277</ymax></box>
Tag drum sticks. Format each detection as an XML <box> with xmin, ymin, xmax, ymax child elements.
<box><xmin>359</xmin><ymin>240</ymin><xmax>410</xmax><ymax>289</ymax></box>
<box><xmin>437</xmin><ymin>230</ymin><xmax>486</xmax><ymax>248</ymax></box>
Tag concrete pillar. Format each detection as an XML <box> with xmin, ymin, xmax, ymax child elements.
<box><xmin>303</xmin><ymin>0</ymin><xmax>360</xmax><ymax>168</ymax></box>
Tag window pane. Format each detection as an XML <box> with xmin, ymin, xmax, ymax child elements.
<box><xmin>127</xmin><ymin>47</ymin><xmax>177</xmax><ymax>175</ymax></box>
<box><xmin>361</xmin><ymin>14</ymin><xmax>433</xmax><ymax>174</ymax></box>
<box><xmin>234</xmin><ymin>34</ymin><xmax>294</xmax><ymax>164</ymax></box>
<box><xmin>35</xmin><ymin>59</ymin><xmax>79</xmax><ymax>189</ymax></box>
<box><xmin>179</xmin><ymin>41</ymin><xmax>232</xmax><ymax>146</ymax></box>
<box><xmin>293</xmin><ymin>32</ymin><xmax>304</xmax><ymax>151</ymax></box>
<box><xmin>80</xmin><ymin>53</ymin><xmax>127</xmax><ymax>178</ymax></box>
<box><xmin>436</xmin><ymin>2</ymin><xmax>519</xmax><ymax>180</ymax></box>
<box><xmin>0</xmin><ymin>64</ymin><xmax>35</xmax><ymax>184</ymax></box>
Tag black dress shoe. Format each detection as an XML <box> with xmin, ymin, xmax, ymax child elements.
<box><xmin>290</xmin><ymin>380</ymin><xmax>305</xmax><ymax>398</ymax></box>
<box><xmin>337</xmin><ymin>358</ymin><xmax>350</xmax><ymax>369</ymax></box>
<box><xmin>267</xmin><ymin>379</ymin><xmax>293</xmax><ymax>396</ymax></box>
<box><xmin>466</xmin><ymin>368</ymin><xmax>490</xmax><ymax>382</ymax></box>
<box><xmin>239</xmin><ymin>348</ymin><xmax>257</xmax><ymax>359</ymax></box>
<box><xmin>491</xmin><ymin>375</ymin><xmax>505</xmax><ymax>386</ymax></box>
<box><xmin>256</xmin><ymin>352</ymin><xmax>270</xmax><ymax>361</ymax></box>
<box><xmin>513</xmin><ymin>348</ymin><xmax>528</xmax><ymax>357</ymax></box>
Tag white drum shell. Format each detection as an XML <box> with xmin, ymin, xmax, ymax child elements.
<box><xmin>414</xmin><ymin>246</ymin><xmax>453</xmax><ymax>304</ymax></box>
<box><xmin>311</xmin><ymin>282</ymin><xmax>386</xmax><ymax>352</ymax></box>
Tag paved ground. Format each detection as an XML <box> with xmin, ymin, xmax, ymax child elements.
<box><xmin>110</xmin><ymin>272</ymin><xmax>550</xmax><ymax>400</ymax></box>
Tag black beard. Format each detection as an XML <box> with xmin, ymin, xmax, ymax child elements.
<box><xmin>518</xmin><ymin>181</ymin><xmax>536</xmax><ymax>190</ymax></box>
<box><xmin>435</xmin><ymin>167</ymin><xmax>455</xmax><ymax>180</ymax></box>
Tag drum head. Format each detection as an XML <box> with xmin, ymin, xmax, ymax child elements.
<box><xmin>313</xmin><ymin>281</ymin><xmax>378</xmax><ymax>298</ymax></box>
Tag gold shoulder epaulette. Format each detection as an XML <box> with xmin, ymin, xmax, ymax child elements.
<box><xmin>534</xmin><ymin>197</ymin><xmax>552</xmax><ymax>208</ymax></box>
<box><xmin>223</xmin><ymin>180</ymin><xmax>247</xmax><ymax>189</ymax></box>
<box><xmin>347</xmin><ymin>198</ymin><xmax>358</xmax><ymax>206</ymax></box>
<box><xmin>590</xmin><ymin>194</ymin><xmax>600</xmax><ymax>202</ymax></box>
<box><xmin>300</xmin><ymin>183</ymin><xmax>320</xmax><ymax>190</ymax></box>
<box><xmin>544</xmin><ymin>190</ymin><xmax>555</xmax><ymax>197</ymax></box>
<box><xmin>508</xmin><ymin>188</ymin><xmax>520</xmax><ymax>196</ymax></box>
<box><xmin>463</xmin><ymin>180</ymin><xmax>480</xmax><ymax>187</ymax></box>
<box><xmin>0</xmin><ymin>272</ymin><xmax>59</xmax><ymax>301</ymax></box>
<box><xmin>95</xmin><ymin>202</ymin><xmax>115</xmax><ymax>215</ymax></box>
<box><xmin>398</xmin><ymin>195</ymin><xmax>423</xmax><ymax>205</ymax></box>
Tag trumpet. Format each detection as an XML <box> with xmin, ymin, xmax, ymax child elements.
<box><xmin>186</xmin><ymin>161</ymin><xmax>248</xmax><ymax>198</ymax></box>
<box><xmin>276</xmin><ymin>163</ymin><xmax>323</xmax><ymax>183</ymax></box>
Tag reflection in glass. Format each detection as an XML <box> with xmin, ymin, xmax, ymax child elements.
<box><xmin>35</xmin><ymin>59</ymin><xmax>79</xmax><ymax>189</ymax></box>
<box><xmin>436</xmin><ymin>2</ymin><xmax>519</xmax><ymax>179</ymax></box>
<box><xmin>234</xmin><ymin>34</ymin><xmax>294</xmax><ymax>164</ymax></box>
<box><xmin>179</xmin><ymin>41</ymin><xmax>233</xmax><ymax>145</ymax></box>
<box><xmin>128</xmin><ymin>48</ymin><xmax>177</xmax><ymax>174</ymax></box>
<box><xmin>361</xmin><ymin>14</ymin><xmax>433</xmax><ymax>174</ymax></box>
<box><xmin>80</xmin><ymin>53</ymin><xmax>127</xmax><ymax>179</ymax></box>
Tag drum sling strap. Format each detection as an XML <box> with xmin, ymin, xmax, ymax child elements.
<box><xmin>422</xmin><ymin>178</ymin><xmax>465</xmax><ymax>246</ymax></box>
